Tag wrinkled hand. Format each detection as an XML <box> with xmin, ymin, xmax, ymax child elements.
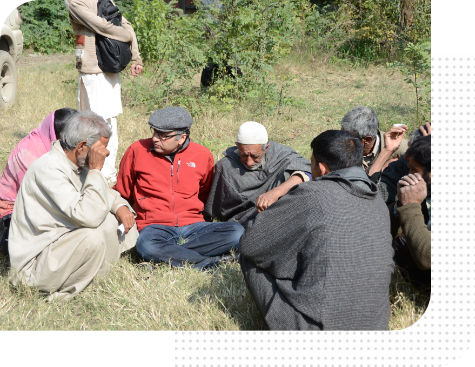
<box><xmin>383</xmin><ymin>125</ymin><xmax>408</xmax><ymax>153</ymax></box>
<box><xmin>256</xmin><ymin>190</ymin><xmax>281</xmax><ymax>213</ymax></box>
<box><xmin>131</xmin><ymin>64</ymin><xmax>143</xmax><ymax>76</ymax></box>
<box><xmin>397</xmin><ymin>173</ymin><xmax>427</xmax><ymax>206</ymax></box>
<box><xmin>116</xmin><ymin>206</ymin><xmax>135</xmax><ymax>234</ymax></box>
<box><xmin>420</xmin><ymin>122</ymin><xmax>431</xmax><ymax>136</ymax></box>
<box><xmin>88</xmin><ymin>140</ymin><xmax>110</xmax><ymax>171</ymax></box>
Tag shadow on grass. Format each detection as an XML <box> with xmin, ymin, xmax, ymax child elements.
<box><xmin>0</xmin><ymin>253</ymin><xmax>10</xmax><ymax>278</ymax></box>
<box><xmin>190</xmin><ymin>260</ymin><xmax>267</xmax><ymax>331</ymax></box>
<box><xmin>12</xmin><ymin>132</ymin><xmax>30</xmax><ymax>141</ymax></box>
<box><xmin>377</xmin><ymin>104</ymin><xmax>416</xmax><ymax>122</ymax></box>
<box><xmin>388</xmin><ymin>265</ymin><xmax>431</xmax><ymax>330</ymax></box>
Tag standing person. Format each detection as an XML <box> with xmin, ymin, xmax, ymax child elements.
<box><xmin>239</xmin><ymin>130</ymin><xmax>394</xmax><ymax>330</ymax></box>
<box><xmin>65</xmin><ymin>0</ymin><xmax>143</xmax><ymax>184</ymax></box>
<box><xmin>114</xmin><ymin>107</ymin><xmax>244</xmax><ymax>270</ymax></box>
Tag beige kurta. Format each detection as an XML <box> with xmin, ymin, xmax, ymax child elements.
<box><xmin>9</xmin><ymin>141</ymin><xmax>138</xmax><ymax>300</ymax></box>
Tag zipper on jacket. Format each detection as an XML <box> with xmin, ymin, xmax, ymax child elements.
<box><xmin>170</xmin><ymin>164</ymin><xmax>177</xmax><ymax>226</ymax></box>
<box><xmin>177</xmin><ymin>159</ymin><xmax>181</xmax><ymax>184</ymax></box>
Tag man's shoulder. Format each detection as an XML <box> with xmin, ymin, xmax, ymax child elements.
<box><xmin>127</xmin><ymin>138</ymin><xmax>153</xmax><ymax>153</ymax></box>
<box><xmin>24</xmin><ymin>149</ymin><xmax>68</xmax><ymax>183</ymax></box>
<box><xmin>188</xmin><ymin>140</ymin><xmax>211</xmax><ymax>153</ymax></box>
<box><xmin>186</xmin><ymin>141</ymin><xmax>213</xmax><ymax>160</ymax></box>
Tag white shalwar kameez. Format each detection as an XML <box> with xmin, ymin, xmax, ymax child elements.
<box><xmin>78</xmin><ymin>72</ymin><xmax>122</xmax><ymax>183</ymax></box>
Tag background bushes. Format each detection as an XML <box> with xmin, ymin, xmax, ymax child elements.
<box><xmin>20</xmin><ymin>0</ymin><xmax>75</xmax><ymax>54</ymax></box>
<box><xmin>18</xmin><ymin>0</ymin><xmax>430</xmax><ymax>120</ymax></box>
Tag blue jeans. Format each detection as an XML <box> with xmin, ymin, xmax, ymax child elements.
<box><xmin>136</xmin><ymin>221</ymin><xmax>244</xmax><ymax>270</ymax></box>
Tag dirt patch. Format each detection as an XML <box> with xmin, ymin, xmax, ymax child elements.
<box><xmin>17</xmin><ymin>53</ymin><xmax>74</xmax><ymax>67</ymax></box>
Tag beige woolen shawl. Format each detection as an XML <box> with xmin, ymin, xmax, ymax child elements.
<box><xmin>9</xmin><ymin>141</ymin><xmax>133</xmax><ymax>272</ymax></box>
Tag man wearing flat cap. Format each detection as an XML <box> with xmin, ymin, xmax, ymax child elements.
<box><xmin>204</xmin><ymin>121</ymin><xmax>312</xmax><ymax>228</ymax></box>
<box><xmin>114</xmin><ymin>107</ymin><xmax>244</xmax><ymax>270</ymax></box>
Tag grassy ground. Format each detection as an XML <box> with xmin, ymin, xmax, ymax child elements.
<box><xmin>0</xmin><ymin>51</ymin><xmax>429</xmax><ymax>330</ymax></box>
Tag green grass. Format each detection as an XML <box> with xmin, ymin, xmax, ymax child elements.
<box><xmin>0</xmin><ymin>50</ymin><xmax>430</xmax><ymax>330</ymax></box>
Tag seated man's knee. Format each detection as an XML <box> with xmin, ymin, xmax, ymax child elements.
<box><xmin>100</xmin><ymin>212</ymin><xmax>119</xmax><ymax>233</ymax></box>
<box><xmin>228</xmin><ymin>222</ymin><xmax>245</xmax><ymax>247</ymax></box>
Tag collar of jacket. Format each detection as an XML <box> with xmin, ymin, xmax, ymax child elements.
<box><xmin>52</xmin><ymin>140</ymin><xmax>80</xmax><ymax>172</ymax></box>
<box><xmin>149</xmin><ymin>136</ymin><xmax>191</xmax><ymax>162</ymax></box>
<box><xmin>318</xmin><ymin>166</ymin><xmax>377</xmax><ymax>195</ymax></box>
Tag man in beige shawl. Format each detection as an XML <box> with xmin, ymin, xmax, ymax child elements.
<box><xmin>9</xmin><ymin>111</ymin><xmax>138</xmax><ymax>300</ymax></box>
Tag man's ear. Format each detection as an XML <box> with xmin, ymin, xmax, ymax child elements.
<box><xmin>76</xmin><ymin>140</ymin><xmax>88</xmax><ymax>153</ymax></box>
<box><xmin>178</xmin><ymin>133</ymin><xmax>187</xmax><ymax>145</ymax></box>
<box><xmin>319</xmin><ymin>162</ymin><xmax>330</xmax><ymax>176</ymax></box>
<box><xmin>264</xmin><ymin>143</ymin><xmax>270</xmax><ymax>153</ymax></box>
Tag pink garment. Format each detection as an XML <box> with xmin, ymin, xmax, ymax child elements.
<box><xmin>0</xmin><ymin>111</ymin><xmax>56</xmax><ymax>216</ymax></box>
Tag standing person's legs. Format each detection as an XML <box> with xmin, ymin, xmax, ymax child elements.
<box><xmin>101</xmin><ymin>116</ymin><xmax>119</xmax><ymax>183</ymax></box>
<box><xmin>136</xmin><ymin>222</ymin><xmax>244</xmax><ymax>270</ymax></box>
<box><xmin>77</xmin><ymin>74</ymin><xmax>120</xmax><ymax>183</ymax></box>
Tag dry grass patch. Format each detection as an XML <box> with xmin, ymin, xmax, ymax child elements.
<box><xmin>0</xmin><ymin>253</ymin><xmax>264</xmax><ymax>330</ymax></box>
<box><xmin>0</xmin><ymin>52</ymin><xmax>429</xmax><ymax>330</ymax></box>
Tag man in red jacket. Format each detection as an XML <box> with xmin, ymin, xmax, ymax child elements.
<box><xmin>114</xmin><ymin>107</ymin><xmax>244</xmax><ymax>270</ymax></box>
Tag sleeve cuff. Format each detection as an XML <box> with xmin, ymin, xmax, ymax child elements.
<box><xmin>290</xmin><ymin>171</ymin><xmax>311</xmax><ymax>182</ymax></box>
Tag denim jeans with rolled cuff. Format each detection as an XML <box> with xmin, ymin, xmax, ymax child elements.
<box><xmin>136</xmin><ymin>221</ymin><xmax>244</xmax><ymax>270</ymax></box>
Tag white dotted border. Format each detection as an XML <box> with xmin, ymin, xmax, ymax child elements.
<box><xmin>171</xmin><ymin>57</ymin><xmax>472</xmax><ymax>366</ymax></box>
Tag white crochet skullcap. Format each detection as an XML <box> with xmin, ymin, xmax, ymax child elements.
<box><xmin>236</xmin><ymin>121</ymin><xmax>268</xmax><ymax>144</ymax></box>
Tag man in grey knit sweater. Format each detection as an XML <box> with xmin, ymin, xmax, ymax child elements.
<box><xmin>240</xmin><ymin>130</ymin><xmax>394</xmax><ymax>330</ymax></box>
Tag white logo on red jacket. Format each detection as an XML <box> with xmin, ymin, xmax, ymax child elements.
<box><xmin>186</xmin><ymin>162</ymin><xmax>196</xmax><ymax>168</ymax></box>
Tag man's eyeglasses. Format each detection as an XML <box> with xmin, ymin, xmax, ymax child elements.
<box><xmin>150</xmin><ymin>127</ymin><xmax>181</xmax><ymax>141</ymax></box>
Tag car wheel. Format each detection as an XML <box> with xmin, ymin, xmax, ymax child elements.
<box><xmin>0</xmin><ymin>50</ymin><xmax>18</xmax><ymax>108</ymax></box>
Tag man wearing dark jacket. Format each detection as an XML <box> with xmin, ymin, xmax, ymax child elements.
<box><xmin>115</xmin><ymin>107</ymin><xmax>244</xmax><ymax>270</ymax></box>
<box><xmin>389</xmin><ymin>135</ymin><xmax>431</xmax><ymax>286</ymax></box>
<box><xmin>239</xmin><ymin>130</ymin><xmax>394</xmax><ymax>330</ymax></box>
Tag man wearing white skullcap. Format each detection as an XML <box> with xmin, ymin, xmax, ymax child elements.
<box><xmin>204</xmin><ymin>121</ymin><xmax>312</xmax><ymax>228</ymax></box>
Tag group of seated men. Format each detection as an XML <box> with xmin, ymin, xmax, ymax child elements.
<box><xmin>0</xmin><ymin>105</ymin><xmax>431</xmax><ymax>330</ymax></box>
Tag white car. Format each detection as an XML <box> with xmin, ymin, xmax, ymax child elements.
<box><xmin>0</xmin><ymin>8</ymin><xmax>23</xmax><ymax>108</ymax></box>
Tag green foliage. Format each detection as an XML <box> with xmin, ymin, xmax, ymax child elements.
<box><xmin>123</xmin><ymin>0</ymin><xmax>310</xmax><ymax>117</ymax></box>
<box><xmin>20</xmin><ymin>0</ymin><xmax>75</xmax><ymax>54</ymax></box>
<box><xmin>388</xmin><ymin>41</ymin><xmax>431</xmax><ymax>122</ymax></box>
<box><xmin>196</xmin><ymin>0</ymin><xmax>310</xmax><ymax>116</ymax></box>
<box><xmin>306</xmin><ymin>0</ymin><xmax>431</xmax><ymax>64</ymax></box>
<box><xmin>122</xmin><ymin>0</ymin><xmax>208</xmax><ymax>114</ymax></box>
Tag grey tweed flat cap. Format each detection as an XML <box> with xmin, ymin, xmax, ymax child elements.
<box><xmin>148</xmin><ymin>107</ymin><xmax>193</xmax><ymax>132</ymax></box>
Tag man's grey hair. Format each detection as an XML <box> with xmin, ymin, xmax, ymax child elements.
<box><xmin>340</xmin><ymin>106</ymin><xmax>379</xmax><ymax>140</ymax></box>
<box><xmin>260</xmin><ymin>143</ymin><xmax>267</xmax><ymax>151</ymax></box>
<box><xmin>409</xmin><ymin>123</ymin><xmax>431</xmax><ymax>144</ymax></box>
<box><xmin>174</xmin><ymin>129</ymin><xmax>190</xmax><ymax>141</ymax></box>
<box><xmin>60</xmin><ymin>111</ymin><xmax>112</xmax><ymax>151</ymax></box>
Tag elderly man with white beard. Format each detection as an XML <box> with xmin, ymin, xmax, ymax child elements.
<box><xmin>8</xmin><ymin>111</ymin><xmax>138</xmax><ymax>300</ymax></box>
<box><xmin>204</xmin><ymin>121</ymin><xmax>311</xmax><ymax>228</ymax></box>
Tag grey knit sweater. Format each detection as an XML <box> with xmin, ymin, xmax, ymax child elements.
<box><xmin>240</xmin><ymin>166</ymin><xmax>394</xmax><ymax>330</ymax></box>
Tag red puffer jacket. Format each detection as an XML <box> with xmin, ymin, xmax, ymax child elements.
<box><xmin>114</xmin><ymin>138</ymin><xmax>214</xmax><ymax>231</ymax></box>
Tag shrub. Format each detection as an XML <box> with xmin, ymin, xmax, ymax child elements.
<box><xmin>122</xmin><ymin>0</ymin><xmax>310</xmax><ymax>117</ymax></box>
<box><xmin>20</xmin><ymin>0</ymin><xmax>75</xmax><ymax>54</ymax></box>
<box><xmin>122</xmin><ymin>0</ymin><xmax>208</xmax><ymax>113</ymax></box>
<box><xmin>306</xmin><ymin>0</ymin><xmax>431</xmax><ymax>64</ymax></box>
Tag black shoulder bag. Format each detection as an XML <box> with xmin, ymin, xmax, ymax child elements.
<box><xmin>95</xmin><ymin>0</ymin><xmax>132</xmax><ymax>73</ymax></box>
